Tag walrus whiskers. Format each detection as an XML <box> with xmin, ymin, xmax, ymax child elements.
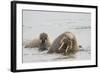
<box><xmin>65</xmin><ymin>46</ymin><xmax>69</xmax><ymax>53</ymax></box>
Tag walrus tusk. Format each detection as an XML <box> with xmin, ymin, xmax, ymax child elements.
<box><xmin>65</xmin><ymin>46</ymin><xmax>69</xmax><ymax>53</ymax></box>
<box><xmin>58</xmin><ymin>42</ymin><xmax>64</xmax><ymax>50</ymax></box>
<box><xmin>65</xmin><ymin>41</ymin><xmax>72</xmax><ymax>53</ymax></box>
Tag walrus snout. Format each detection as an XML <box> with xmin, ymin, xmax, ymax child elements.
<box><xmin>40</xmin><ymin>37</ymin><xmax>47</xmax><ymax>43</ymax></box>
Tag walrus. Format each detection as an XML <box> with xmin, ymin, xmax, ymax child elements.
<box><xmin>24</xmin><ymin>33</ymin><xmax>51</xmax><ymax>51</ymax></box>
<box><xmin>47</xmin><ymin>32</ymin><xmax>79</xmax><ymax>55</ymax></box>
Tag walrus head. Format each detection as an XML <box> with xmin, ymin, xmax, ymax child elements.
<box><xmin>40</xmin><ymin>33</ymin><xmax>48</xmax><ymax>43</ymax></box>
<box><xmin>57</xmin><ymin>36</ymin><xmax>71</xmax><ymax>55</ymax></box>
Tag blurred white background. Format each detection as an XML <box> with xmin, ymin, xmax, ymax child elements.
<box><xmin>0</xmin><ymin>0</ymin><xmax>99</xmax><ymax>73</ymax></box>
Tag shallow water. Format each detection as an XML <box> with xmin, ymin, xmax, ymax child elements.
<box><xmin>22</xmin><ymin>10</ymin><xmax>91</xmax><ymax>63</ymax></box>
<box><xmin>23</xmin><ymin>47</ymin><xmax>91</xmax><ymax>63</ymax></box>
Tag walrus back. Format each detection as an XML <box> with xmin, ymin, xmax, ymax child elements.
<box><xmin>24</xmin><ymin>39</ymin><xmax>40</xmax><ymax>48</ymax></box>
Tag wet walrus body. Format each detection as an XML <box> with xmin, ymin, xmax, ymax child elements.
<box><xmin>25</xmin><ymin>33</ymin><xmax>51</xmax><ymax>51</ymax></box>
<box><xmin>47</xmin><ymin>32</ymin><xmax>79</xmax><ymax>55</ymax></box>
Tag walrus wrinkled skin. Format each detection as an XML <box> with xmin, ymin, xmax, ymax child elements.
<box><xmin>47</xmin><ymin>32</ymin><xmax>79</xmax><ymax>55</ymax></box>
<box><xmin>24</xmin><ymin>33</ymin><xmax>51</xmax><ymax>51</ymax></box>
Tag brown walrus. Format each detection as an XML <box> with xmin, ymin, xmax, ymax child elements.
<box><xmin>47</xmin><ymin>32</ymin><xmax>79</xmax><ymax>55</ymax></box>
<box><xmin>24</xmin><ymin>33</ymin><xmax>51</xmax><ymax>51</ymax></box>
